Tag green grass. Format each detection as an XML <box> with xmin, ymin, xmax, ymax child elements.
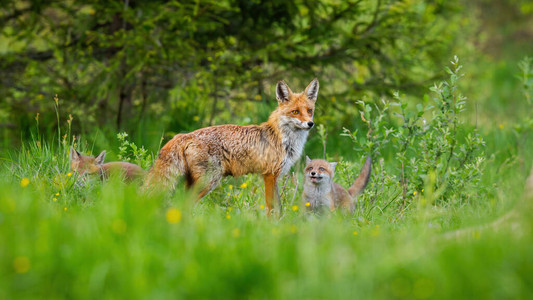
<box><xmin>1</xmin><ymin>128</ymin><xmax>532</xmax><ymax>299</ymax></box>
<box><xmin>2</xmin><ymin>56</ymin><xmax>533</xmax><ymax>299</ymax></box>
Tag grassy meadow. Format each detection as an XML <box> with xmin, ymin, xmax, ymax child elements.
<box><xmin>2</xmin><ymin>1</ymin><xmax>533</xmax><ymax>299</ymax></box>
<box><xmin>2</xmin><ymin>57</ymin><xmax>533</xmax><ymax>299</ymax></box>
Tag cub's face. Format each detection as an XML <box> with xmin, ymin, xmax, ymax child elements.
<box><xmin>70</xmin><ymin>156</ymin><xmax>101</xmax><ymax>175</ymax></box>
<box><xmin>69</xmin><ymin>148</ymin><xmax>106</xmax><ymax>176</ymax></box>
<box><xmin>304</xmin><ymin>157</ymin><xmax>337</xmax><ymax>185</ymax></box>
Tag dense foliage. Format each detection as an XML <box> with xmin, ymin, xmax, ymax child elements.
<box><xmin>1</xmin><ymin>0</ymin><xmax>464</xmax><ymax>145</ymax></box>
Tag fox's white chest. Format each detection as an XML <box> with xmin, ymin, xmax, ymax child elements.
<box><xmin>280</xmin><ymin>129</ymin><xmax>309</xmax><ymax>175</ymax></box>
<box><xmin>303</xmin><ymin>182</ymin><xmax>333</xmax><ymax>208</ymax></box>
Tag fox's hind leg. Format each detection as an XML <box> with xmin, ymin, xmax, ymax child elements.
<box><xmin>187</xmin><ymin>158</ymin><xmax>223</xmax><ymax>200</ymax></box>
<box><xmin>196</xmin><ymin>175</ymin><xmax>222</xmax><ymax>199</ymax></box>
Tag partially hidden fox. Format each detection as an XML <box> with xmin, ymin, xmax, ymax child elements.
<box><xmin>303</xmin><ymin>156</ymin><xmax>371</xmax><ymax>213</ymax></box>
<box><xmin>145</xmin><ymin>79</ymin><xmax>320</xmax><ymax>215</ymax></box>
<box><xmin>69</xmin><ymin>147</ymin><xmax>145</xmax><ymax>181</ymax></box>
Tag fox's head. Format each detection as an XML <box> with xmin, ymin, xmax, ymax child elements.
<box><xmin>304</xmin><ymin>156</ymin><xmax>337</xmax><ymax>185</ymax></box>
<box><xmin>69</xmin><ymin>147</ymin><xmax>106</xmax><ymax>176</ymax></box>
<box><xmin>275</xmin><ymin>78</ymin><xmax>319</xmax><ymax>130</ymax></box>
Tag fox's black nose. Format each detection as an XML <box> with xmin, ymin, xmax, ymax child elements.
<box><xmin>307</xmin><ymin>121</ymin><xmax>314</xmax><ymax>128</ymax></box>
<box><xmin>311</xmin><ymin>171</ymin><xmax>316</xmax><ymax>176</ymax></box>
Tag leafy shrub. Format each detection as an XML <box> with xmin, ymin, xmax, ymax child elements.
<box><xmin>342</xmin><ymin>57</ymin><xmax>487</xmax><ymax>214</ymax></box>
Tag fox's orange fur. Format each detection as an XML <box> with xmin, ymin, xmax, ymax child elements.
<box><xmin>69</xmin><ymin>147</ymin><xmax>145</xmax><ymax>181</ymax></box>
<box><xmin>145</xmin><ymin>79</ymin><xmax>320</xmax><ymax>215</ymax></box>
<box><xmin>303</xmin><ymin>156</ymin><xmax>371</xmax><ymax>213</ymax></box>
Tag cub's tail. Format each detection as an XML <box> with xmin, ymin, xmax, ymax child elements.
<box><xmin>348</xmin><ymin>156</ymin><xmax>372</xmax><ymax>197</ymax></box>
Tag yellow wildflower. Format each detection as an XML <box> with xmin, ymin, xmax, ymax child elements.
<box><xmin>64</xmin><ymin>207</ymin><xmax>68</xmax><ymax>211</ymax></box>
<box><xmin>229</xmin><ymin>185</ymin><xmax>233</xmax><ymax>190</ymax></box>
<box><xmin>292</xmin><ymin>205</ymin><xmax>299</xmax><ymax>212</ymax></box>
<box><xmin>13</xmin><ymin>256</ymin><xmax>30</xmax><ymax>274</ymax></box>
<box><xmin>353</xmin><ymin>231</ymin><xmax>358</xmax><ymax>236</ymax></box>
<box><xmin>67</xmin><ymin>172</ymin><xmax>72</xmax><ymax>177</ymax></box>
<box><xmin>413</xmin><ymin>191</ymin><xmax>417</xmax><ymax>195</ymax></box>
<box><xmin>55</xmin><ymin>192</ymin><xmax>60</xmax><ymax>196</ymax></box>
<box><xmin>499</xmin><ymin>124</ymin><xmax>504</xmax><ymax>129</ymax></box>
<box><xmin>53</xmin><ymin>198</ymin><xmax>57</xmax><ymax>202</ymax></box>
<box><xmin>240</xmin><ymin>182</ymin><xmax>247</xmax><ymax>188</ymax></box>
<box><xmin>305</xmin><ymin>202</ymin><xmax>311</xmax><ymax>207</ymax></box>
<box><xmin>260</xmin><ymin>204</ymin><xmax>265</xmax><ymax>210</ymax></box>
<box><xmin>20</xmin><ymin>178</ymin><xmax>30</xmax><ymax>188</ymax></box>
<box><xmin>226</xmin><ymin>214</ymin><xmax>231</xmax><ymax>220</ymax></box>
<box><xmin>193</xmin><ymin>116</ymin><xmax>200</xmax><ymax>122</ymax></box>
<box><xmin>166</xmin><ymin>208</ymin><xmax>182</xmax><ymax>224</ymax></box>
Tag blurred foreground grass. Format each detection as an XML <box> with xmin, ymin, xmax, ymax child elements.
<box><xmin>1</xmin><ymin>151</ymin><xmax>532</xmax><ymax>299</ymax></box>
<box><xmin>1</xmin><ymin>56</ymin><xmax>532</xmax><ymax>298</ymax></box>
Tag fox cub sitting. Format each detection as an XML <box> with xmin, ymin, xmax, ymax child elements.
<box><xmin>69</xmin><ymin>147</ymin><xmax>145</xmax><ymax>182</ymax></box>
<box><xmin>303</xmin><ymin>156</ymin><xmax>371</xmax><ymax>213</ymax></box>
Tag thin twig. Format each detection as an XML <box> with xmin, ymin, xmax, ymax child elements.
<box><xmin>290</xmin><ymin>172</ymin><xmax>300</xmax><ymax>205</ymax></box>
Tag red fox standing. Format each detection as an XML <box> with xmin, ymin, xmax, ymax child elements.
<box><xmin>303</xmin><ymin>156</ymin><xmax>371</xmax><ymax>214</ymax></box>
<box><xmin>69</xmin><ymin>147</ymin><xmax>145</xmax><ymax>181</ymax></box>
<box><xmin>145</xmin><ymin>79</ymin><xmax>319</xmax><ymax>215</ymax></box>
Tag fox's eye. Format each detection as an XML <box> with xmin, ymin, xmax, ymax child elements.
<box><xmin>307</xmin><ymin>167</ymin><xmax>313</xmax><ymax>171</ymax></box>
<box><xmin>291</xmin><ymin>110</ymin><xmax>300</xmax><ymax>115</ymax></box>
<box><xmin>319</xmin><ymin>167</ymin><xmax>326</xmax><ymax>171</ymax></box>
<box><xmin>307</xmin><ymin>109</ymin><xmax>313</xmax><ymax>115</ymax></box>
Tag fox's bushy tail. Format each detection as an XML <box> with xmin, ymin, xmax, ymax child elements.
<box><xmin>348</xmin><ymin>156</ymin><xmax>372</xmax><ymax>197</ymax></box>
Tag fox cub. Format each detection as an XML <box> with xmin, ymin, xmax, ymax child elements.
<box><xmin>303</xmin><ymin>156</ymin><xmax>371</xmax><ymax>213</ymax></box>
<box><xmin>69</xmin><ymin>147</ymin><xmax>145</xmax><ymax>181</ymax></box>
<box><xmin>146</xmin><ymin>79</ymin><xmax>320</xmax><ymax>215</ymax></box>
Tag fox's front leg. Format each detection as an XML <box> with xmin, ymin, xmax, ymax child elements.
<box><xmin>263</xmin><ymin>174</ymin><xmax>281</xmax><ymax>216</ymax></box>
<box><xmin>329</xmin><ymin>195</ymin><xmax>336</xmax><ymax>212</ymax></box>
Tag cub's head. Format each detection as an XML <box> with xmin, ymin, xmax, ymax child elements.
<box><xmin>304</xmin><ymin>156</ymin><xmax>337</xmax><ymax>185</ymax></box>
<box><xmin>69</xmin><ymin>147</ymin><xmax>106</xmax><ymax>176</ymax></box>
<box><xmin>276</xmin><ymin>78</ymin><xmax>319</xmax><ymax>130</ymax></box>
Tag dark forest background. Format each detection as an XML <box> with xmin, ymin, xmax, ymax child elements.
<box><xmin>1</xmin><ymin>0</ymin><xmax>532</xmax><ymax>154</ymax></box>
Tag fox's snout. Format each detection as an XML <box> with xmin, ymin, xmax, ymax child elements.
<box><xmin>297</xmin><ymin>120</ymin><xmax>314</xmax><ymax>130</ymax></box>
<box><xmin>306</xmin><ymin>168</ymin><xmax>330</xmax><ymax>183</ymax></box>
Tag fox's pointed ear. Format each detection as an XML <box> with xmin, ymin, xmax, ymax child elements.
<box><xmin>329</xmin><ymin>162</ymin><xmax>338</xmax><ymax>172</ymax></box>
<box><xmin>304</xmin><ymin>78</ymin><xmax>319</xmax><ymax>102</ymax></box>
<box><xmin>306</xmin><ymin>156</ymin><xmax>312</xmax><ymax>165</ymax></box>
<box><xmin>276</xmin><ymin>80</ymin><xmax>293</xmax><ymax>104</ymax></box>
<box><xmin>95</xmin><ymin>150</ymin><xmax>106</xmax><ymax>165</ymax></box>
<box><xmin>70</xmin><ymin>147</ymin><xmax>80</xmax><ymax>161</ymax></box>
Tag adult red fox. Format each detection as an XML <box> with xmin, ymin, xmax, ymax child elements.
<box><xmin>146</xmin><ymin>79</ymin><xmax>319</xmax><ymax>215</ymax></box>
<box><xmin>69</xmin><ymin>147</ymin><xmax>145</xmax><ymax>181</ymax></box>
<box><xmin>303</xmin><ymin>156</ymin><xmax>371</xmax><ymax>213</ymax></box>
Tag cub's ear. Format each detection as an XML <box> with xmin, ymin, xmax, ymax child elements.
<box><xmin>304</xmin><ymin>78</ymin><xmax>319</xmax><ymax>102</ymax></box>
<box><xmin>329</xmin><ymin>162</ymin><xmax>338</xmax><ymax>172</ymax></box>
<box><xmin>95</xmin><ymin>150</ymin><xmax>106</xmax><ymax>165</ymax></box>
<box><xmin>276</xmin><ymin>80</ymin><xmax>293</xmax><ymax>103</ymax></box>
<box><xmin>70</xmin><ymin>147</ymin><xmax>80</xmax><ymax>161</ymax></box>
<box><xmin>306</xmin><ymin>156</ymin><xmax>312</xmax><ymax>165</ymax></box>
